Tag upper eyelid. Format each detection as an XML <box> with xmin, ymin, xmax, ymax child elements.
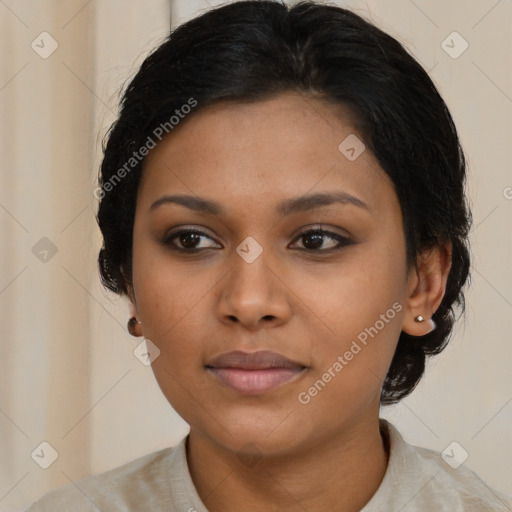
<box><xmin>165</xmin><ymin>225</ymin><xmax>346</xmax><ymax>238</ymax></box>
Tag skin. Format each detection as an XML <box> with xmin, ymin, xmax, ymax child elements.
<box><xmin>127</xmin><ymin>92</ymin><xmax>452</xmax><ymax>511</ymax></box>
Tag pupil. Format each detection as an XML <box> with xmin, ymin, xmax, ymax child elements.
<box><xmin>304</xmin><ymin>233</ymin><xmax>323</xmax><ymax>249</ymax></box>
<box><xmin>181</xmin><ymin>232</ymin><xmax>199</xmax><ymax>248</ymax></box>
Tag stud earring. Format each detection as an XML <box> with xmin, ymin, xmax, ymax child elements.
<box><xmin>127</xmin><ymin>316</ymin><xmax>142</xmax><ymax>336</ymax></box>
<box><xmin>414</xmin><ymin>315</ymin><xmax>436</xmax><ymax>333</ymax></box>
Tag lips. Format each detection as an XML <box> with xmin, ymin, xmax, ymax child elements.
<box><xmin>207</xmin><ymin>350</ymin><xmax>305</xmax><ymax>370</ymax></box>
<box><xmin>206</xmin><ymin>350</ymin><xmax>307</xmax><ymax>395</ymax></box>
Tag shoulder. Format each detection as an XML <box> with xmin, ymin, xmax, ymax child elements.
<box><xmin>23</xmin><ymin>440</ymin><xmax>185</xmax><ymax>511</ymax></box>
<box><xmin>363</xmin><ymin>420</ymin><xmax>512</xmax><ymax>512</ymax></box>
<box><xmin>410</xmin><ymin>442</ymin><xmax>512</xmax><ymax>511</ymax></box>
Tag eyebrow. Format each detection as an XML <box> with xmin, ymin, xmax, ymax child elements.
<box><xmin>149</xmin><ymin>191</ymin><xmax>370</xmax><ymax>216</ymax></box>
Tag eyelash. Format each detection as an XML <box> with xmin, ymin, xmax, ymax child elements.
<box><xmin>162</xmin><ymin>227</ymin><xmax>353</xmax><ymax>254</ymax></box>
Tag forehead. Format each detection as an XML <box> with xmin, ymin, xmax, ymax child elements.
<box><xmin>137</xmin><ymin>92</ymin><xmax>395</xmax><ymax>216</ymax></box>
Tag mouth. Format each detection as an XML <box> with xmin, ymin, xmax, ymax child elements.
<box><xmin>205</xmin><ymin>350</ymin><xmax>308</xmax><ymax>395</ymax></box>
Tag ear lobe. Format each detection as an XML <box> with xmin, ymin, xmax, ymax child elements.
<box><xmin>402</xmin><ymin>241</ymin><xmax>452</xmax><ymax>336</ymax></box>
<box><xmin>127</xmin><ymin>301</ymin><xmax>144</xmax><ymax>337</ymax></box>
<box><xmin>126</xmin><ymin>284</ymin><xmax>144</xmax><ymax>337</ymax></box>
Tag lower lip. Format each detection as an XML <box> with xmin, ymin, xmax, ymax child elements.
<box><xmin>207</xmin><ymin>367</ymin><xmax>306</xmax><ymax>395</ymax></box>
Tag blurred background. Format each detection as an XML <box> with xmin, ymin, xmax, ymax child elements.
<box><xmin>0</xmin><ymin>0</ymin><xmax>511</xmax><ymax>510</ymax></box>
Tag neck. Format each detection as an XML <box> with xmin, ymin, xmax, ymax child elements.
<box><xmin>186</xmin><ymin>415</ymin><xmax>389</xmax><ymax>512</ymax></box>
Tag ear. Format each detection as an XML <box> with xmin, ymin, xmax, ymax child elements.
<box><xmin>402</xmin><ymin>241</ymin><xmax>452</xmax><ymax>336</ymax></box>
<box><xmin>126</xmin><ymin>283</ymin><xmax>144</xmax><ymax>338</ymax></box>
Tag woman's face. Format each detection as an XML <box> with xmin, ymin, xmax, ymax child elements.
<box><xmin>131</xmin><ymin>92</ymin><xmax>414</xmax><ymax>455</ymax></box>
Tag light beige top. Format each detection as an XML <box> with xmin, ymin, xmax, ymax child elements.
<box><xmin>23</xmin><ymin>420</ymin><xmax>512</xmax><ymax>511</ymax></box>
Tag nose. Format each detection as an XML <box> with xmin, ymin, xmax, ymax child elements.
<box><xmin>215</xmin><ymin>245</ymin><xmax>293</xmax><ymax>330</ymax></box>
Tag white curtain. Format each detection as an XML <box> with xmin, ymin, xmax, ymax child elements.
<box><xmin>1</xmin><ymin>1</ymin><xmax>511</xmax><ymax>510</ymax></box>
<box><xmin>0</xmin><ymin>1</ymin><xmax>180</xmax><ymax>510</ymax></box>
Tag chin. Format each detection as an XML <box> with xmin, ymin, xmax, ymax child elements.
<box><xmin>195</xmin><ymin>408</ymin><xmax>314</xmax><ymax>458</ymax></box>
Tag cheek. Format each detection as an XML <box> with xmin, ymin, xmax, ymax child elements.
<box><xmin>296</xmin><ymin>298</ymin><xmax>404</xmax><ymax>426</ymax></box>
<box><xmin>304</xmin><ymin>241</ymin><xmax>406</xmax><ymax>334</ymax></box>
<box><xmin>131</xmin><ymin>233</ymin><xmax>210</xmax><ymax>339</ymax></box>
<box><xmin>299</xmin><ymin>238</ymin><xmax>407</xmax><ymax>396</ymax></box>
<box><xmin>131</xmin><ymin>241</ymin><xmax>218</xmax><ymax>395</ymax></box>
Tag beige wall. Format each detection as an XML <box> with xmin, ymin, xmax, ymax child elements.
<box><xmin>0</xmin><ymin>1</ymin><xmax>510</xmax><ymax>510</ymax></box>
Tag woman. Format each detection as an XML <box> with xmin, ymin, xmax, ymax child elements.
<box><xmin>24</xmin><ymin>1</ymin><xmax>512</xmax><ymax>510</ymax></box>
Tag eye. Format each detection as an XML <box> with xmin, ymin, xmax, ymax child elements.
<box><xmin>162</xmin><ymin>226</ymin><xmax>353</xmax><ymax>253</ymax></box>
<box><xmin>290</xmin><ymin>227</ymin><xmax>353</xmax><ymax>252</ymax></box>
<box><xmin>162</xmin><ymin>228</ymin><xmax>221</xmax><ymax>251</ymax></box>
